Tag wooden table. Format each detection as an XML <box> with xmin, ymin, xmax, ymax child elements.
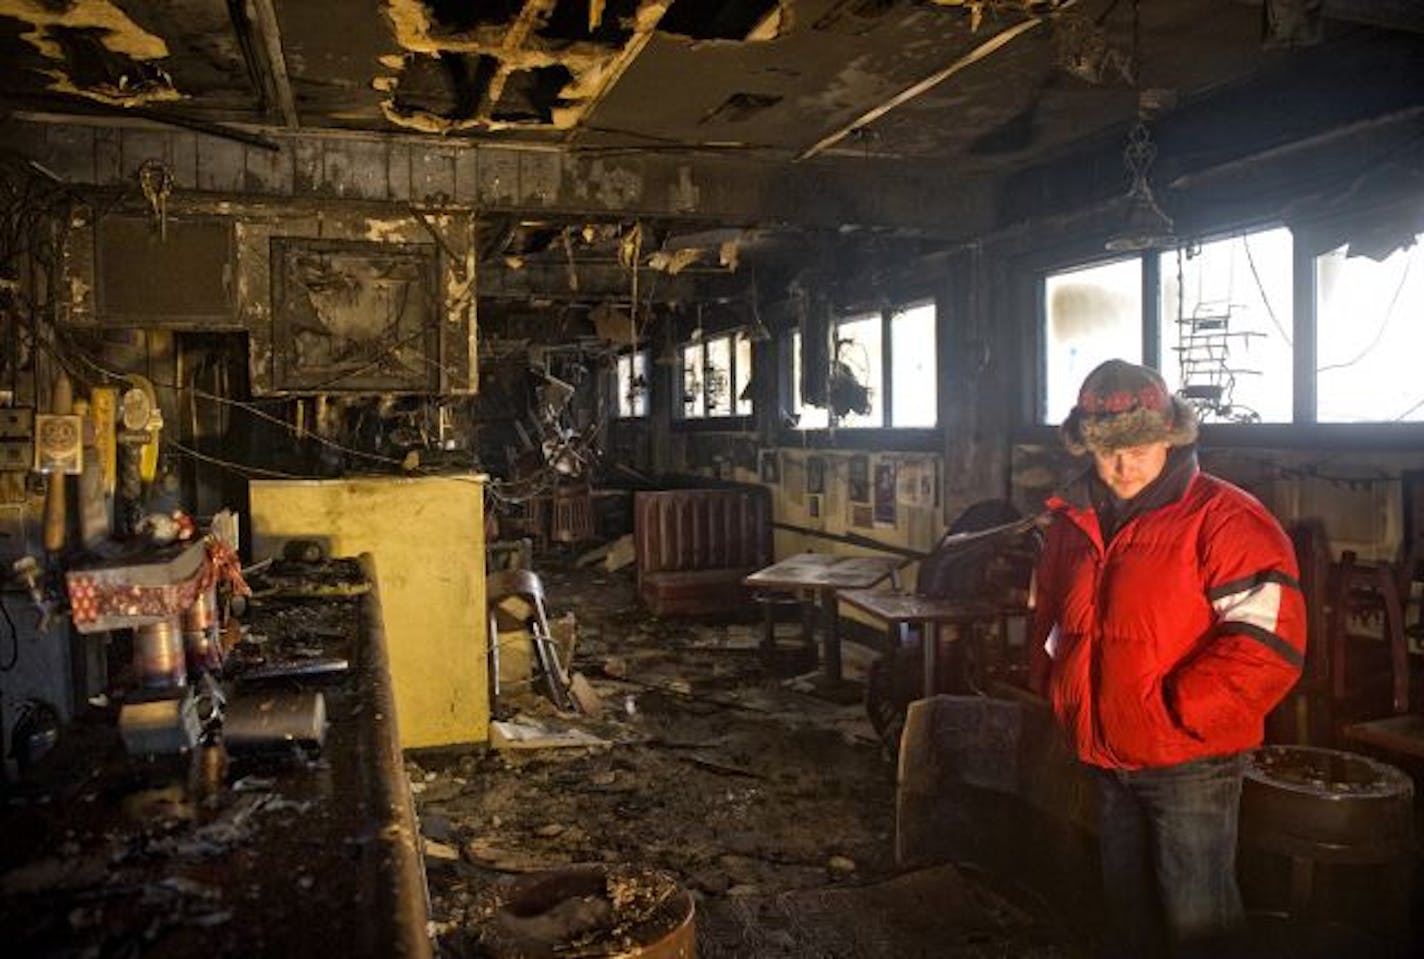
<box><xmin>839</xmin><ymin>590</ymin><xmax>1023</xmax><ymax>698</ymax></box>
<box><xmin>744</xmin><ymin>553</ymin><xmax>904</xmax><ymax>685</ymax></box>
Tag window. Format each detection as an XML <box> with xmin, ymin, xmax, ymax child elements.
<box><xmin>834</xmin><ymin>313</ymin><xmax>883</xmax><ymax>428</ymax></box>
<box><xmin>1043</xmin><ymin>258</ymin><xmax>1142</xmax><ymax>424</ymax></box>
<box><xmin>790</xmin><ymin>303</ymin><xmax>938</xmax><ymax>430</ymax></box>
<box><xmin>1159</xmin><ymin>227</ymin><xmax>1294</xmax><ymax>423</ymax></box>
<box><xmin>890</xmin><ymin>302</ymin><xmax>937</xmax><ymax>427</ymax></box>
<box><xmin>679</xmin><ymin>331</ymin><xmax>753</xmax><ymax>420</ymax></box>
<box><xmin>790</xmin><ymin>330</ymin><xmax>830</xmax><ymax>430</ymax></box>
<box><xmin>614</xmin><ymin>350</ymin><xmax>648</xmax><ymax>418</ymax></box>
<box><xmin>1316</xmin><ymin>237</ymin><xmax>1424</xmax><ymax>423</ymax></box>
<box><xmin>1039</xmin><ymin>220</ymin><xmax>1424</xmax><ymax>431</ymax></box>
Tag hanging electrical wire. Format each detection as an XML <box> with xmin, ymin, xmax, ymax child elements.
<box><xmin>1315</xmin><ymin>253</ymin><xmax>1413</xmax><ymax>373</ymax></box>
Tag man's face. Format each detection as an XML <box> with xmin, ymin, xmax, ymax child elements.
<box><xmin>1092</xmin><ymin>441</ymin><xmax>1171</xmax><ymax>500</ymax></box>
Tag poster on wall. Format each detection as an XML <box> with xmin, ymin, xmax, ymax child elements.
<box><xmin>874</xmin><ymin>460</ymin><xmax>898</xmax><ymax>526</ymax></box>
<box><xmin>759</xmin><ymin>449</ymin><xmax>780</xmax><ymax>484</ymax></box>
<box><xmin>781</xmin><ymin>456</ymin><xmax>806</xmax><ymax>507</ymax></box>
<box><xmin>848</xmin><ymin>454</ymin><xmax>870</xmax><ymax>503</ymax></box>
<box><xmin>898</xmin><ymin>458</ymin><xmax>938</xmax><ymax>509</ymax></box>
<box><xmin>850</xmin><ymin>503</ymin><xmax>873</xmax><ymax>528</ymax></box>
<box><xmin>806</xmin><ymin>455</ymin><xmax>825</xmax><ymax>495</ymax></box>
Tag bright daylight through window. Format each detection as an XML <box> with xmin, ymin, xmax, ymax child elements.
<box><xmin>1316</xmin><ymin>235</ymin><xmax>1424</xmax><ymax>422</ymax></box>
<box><xmin>1159</xmin><ymin>227</ymin><xmax>1293</xmax><ymax>423</ymax></box>
<box><xmin>791</xmin><ymin>304</ymin><xmax>937</xmax><ymax>430</ymax></box>
<box><xmin>680</xmin><ymin>332</ymin><xmax>753</xmax><ymax>419</ymax></box>
<box><xmin>615</xmin><ymin>350</ymin><xmax>648</xmax><ymax>418</ymax></box>
<box><xmin>891</xmin><ymin>303</ymin><xmax>937</xmax><ymax>427</ymax></box>
<box><xmin>1043</xmin><ymin>258</ymin><xmax>1142</xmax><ymax>424</ymax></box>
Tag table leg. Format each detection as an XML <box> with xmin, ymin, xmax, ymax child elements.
<box><xmin>922</xmin><ymin>621</ymin><xmax>939</xmax><ymax>699</ymax></box>
<box><xmin>759</xmin><ymin>594</ymin><xmax>776</xmax><ymax>658</ymax></box>
<box><xmin>820</xmin><ymin>588</ymin><xmax>842</xmax><ymax>685</ymax></box>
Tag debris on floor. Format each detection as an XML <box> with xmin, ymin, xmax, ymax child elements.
<box><xmin>413</xmin><ymin>557</ymin><xmax>1084</xmax><ymax>957</ymax></box>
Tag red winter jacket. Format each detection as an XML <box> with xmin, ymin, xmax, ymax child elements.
<box><xmin>1029</xmin><ymin>460</ymin><xmax>1306</xmax><ymax>769</ymax></box>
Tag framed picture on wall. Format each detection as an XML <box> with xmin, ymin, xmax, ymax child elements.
<box><xmin>271</xmin><ymin>238</ymin><xmax>440</xmax><ymax>392</ymax></box>
<box><xmin>848</xmin><ymin>454</ymin><xmax>869</xmax><ymax>503</ymax></box>
<box><xmin>759</xmin><ymin>449</ymin><xmax>780</xmax><ymax>484</ymax></box>
<box><xmin>874</xmin><ymin>460</ymin><xmax>898</xmax><ymax>526</ymax></box>
<box><xmin>806</xmin><ymin>455</ymin><xmax>825</xmax><ymax>495</ymax></box>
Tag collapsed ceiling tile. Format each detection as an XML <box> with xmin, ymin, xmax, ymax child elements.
<box><xmin>659</xmin><ymin>0</ymin><xmax>782</xmax><ymax>41</ymax></box>
<box><xmin>537</xmin><ymin>0</ymin><xmax>639</xmax><ymax>47</ymax></box>
<box><xmin>492</xmin><ymin>64</ymin><xmax>575</xmax><ymax>123</ymax></box>
<box><xmin>0</xmin><ymin>0</ymin><xmax>179</xmax><ymax>105</ymax></box>
<box><xmin>423</xmin><ymin>0</ymin><xmax>525</xmax><ymax>35</ymax></box>
<box><xmin>382</xmin><ymin>51</ymin><xmax>497</xmax><ymax>124</ymax></box>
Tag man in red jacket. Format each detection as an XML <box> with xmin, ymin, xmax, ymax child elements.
<box><xmin>1030</xmin><ymin>359</ymin><xmax>1305</xmax><ymax>958</ymax></box>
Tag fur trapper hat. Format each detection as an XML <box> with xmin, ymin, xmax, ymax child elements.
<box><xmin>1060</xmin><ymin>359</ymin><xmax>1199</xmax><ymax>456</ymax></box>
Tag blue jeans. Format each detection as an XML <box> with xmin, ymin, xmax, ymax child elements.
<box><xmin>1089</xmin><ymin>753</ymin><xmax>1247</xmax><ymax>959</ymax></box>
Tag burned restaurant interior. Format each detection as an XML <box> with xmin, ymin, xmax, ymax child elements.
<box><xmin>1</xmin><ymin>0</ymin><xmax>1424</xmax><ymax>956</ymax></box>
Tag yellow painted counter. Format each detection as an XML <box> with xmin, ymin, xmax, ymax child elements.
<box><xmin>249</xmin><ymin>475</ymin><xmax>487</xmax><ymax>747</ymax></box>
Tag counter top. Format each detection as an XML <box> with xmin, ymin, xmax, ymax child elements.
<box><xmin>0</xmin><ymin>555</ymin><xmax>431</xmax><ymax>958</ymax></box>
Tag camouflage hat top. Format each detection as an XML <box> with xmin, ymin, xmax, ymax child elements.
<box><xmin>1060</xmin><ymin>359</ymin><xmax>1199</xmax><ymax>456</ymax></box>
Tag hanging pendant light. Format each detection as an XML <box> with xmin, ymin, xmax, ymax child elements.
<box><xmin>1105</xmin><ymin>0</ymin><xmax>1176</xmax><ymax>252</ymax></box>
<box><xmin>1105</xmin><ymin>118</ymin><xmax>1176</xmax><ymax>251</ymax></box>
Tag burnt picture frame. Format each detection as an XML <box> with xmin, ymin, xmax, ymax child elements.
<box><xmin>271</xmin><ymin>238</ymin><xmax>441</xmax><ymax>392</ymax></box>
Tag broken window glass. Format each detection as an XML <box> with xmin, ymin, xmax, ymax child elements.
<box><xmin>681</xmin><ymin>343</ymin><xmax>704</xmax><ymax>418</ymax></box>
<box><xmin>1317</xmin><ymin>235</ymin><xmax>1424</xmax><ymax>422</ymax></box>
<box><xmin>791</xmin><ymin>330</ymin><xmax>829</xmax><ymax>430</ymax></box>
<box><xmin>735</xmin><ymin>332</ymin><xmax>754</xmax><ymax>416</ymax></box>
<box><xmin>835</xmin><ymin>313</ymin><xmax>883</xmax><ymax>428</ymax></box>
<box><xmin>1159</xmin><ymin>227</ymin><xmax>1294</xmax><ymax>424</ymax></box>
<box><xmin>1043</xmin><ymin>257</ymin><xmax>1142</xmax><ymax>424</ymax></box>
<box><xmin>705</xmin><ymin>335</ymin><xmax>734</xmax><ymax>416</ymax></box>
<box><xmin>616</xmin><ymin>350</ymin><xmax>648</xmax><ymax>418</ymax></box>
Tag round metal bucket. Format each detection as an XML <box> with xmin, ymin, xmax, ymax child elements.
<box><xmin>479</xmin><ymin>863</ymin><xmax>695</xmax><ymax>958</ymax></box>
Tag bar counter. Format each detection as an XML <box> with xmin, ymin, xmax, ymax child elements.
<box><xmin>0</xmin><ymin>554</ymin><xmax>432</xmax><ymax>958</ymax></box>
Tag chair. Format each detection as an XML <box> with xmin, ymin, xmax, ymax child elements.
<box><xmin>551</xmin><ymin>484</ymin><xmax>594</xmax><ymax>545</ymax></box>
<box><xmin>1328</xmin><ymin>550</ymin><xmax>1409</xmax><ymax>717</ymax></box>
<box><xmin>1327</xmin><ymin>550</ymin><xmax>1424</xmax><ymax>761</ymax></box>
<box><xmin>485</xmin><ymin>569</ymin><xmax>571</xmax><ymax>717</ymax></box>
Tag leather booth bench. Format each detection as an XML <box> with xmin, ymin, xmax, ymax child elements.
<box><xmin>634</xmin><ymin>486</ymin><xmax>772</xmax><ymax>617</ymax></box>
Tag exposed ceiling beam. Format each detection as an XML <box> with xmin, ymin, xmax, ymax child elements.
<box><xmin>796</xmin><ymin>2</ymin><xmax>1074</xmax><ymax>162</ymax></box>
<box><xmin>249</xmin><ymin>0</ymin><xmax>300</xmax><ymax>128</ymax></box>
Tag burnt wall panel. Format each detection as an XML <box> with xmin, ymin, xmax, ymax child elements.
<box><xmin>41</xmin><ymin>124</ymin><xmax>95</xmax><ymax>184</ymax></box>
<box><xmin>95</xmin><ymin>216</ymin><xmax>235</xmax><ymax>324</ymax></box>
<box><xmin>245</xmin><ymin>141</ymin><xmax>295</xmax><ymax>195</ymax></box>
<box><xmin>293</xmin><ymin>137</ymin><xmax>322</xmax><ymax>193</ymax></box>
<box><xmin>322</xmin><ymin>139</ymin><xmax>389</xmax><ymax>200</ymax></box>
<box><xmin>415</xmin><ymin>146</ymin><xmax>457</xmax><ymax>202</ymax></box>
<box><xmin>92</xmin><ymin>126</ymin><xmax>122</xmax><ymax>185</ymax></box>
<box><xmin>195</xmin><ymin>136</ymin><xmax>246</xmax><ymax>193</ymax></box>
<box><xmin>169</xmin><ymin>132</ymin><xmax>200</xmax><ymax>191</ymax></box>
<box><xmin>388</xmin><ymin>142</ymin><xmax>413</xmax><ymax>202</ymax></box>
<box><xmin>453</xmin><ymin>146</ymin><xmax>479</xmax><ymax>203</ymax></box>
<box><xmin>121</xmin><ymin>130</ymin><xmax>171</xmax><ymax>183</ymax></box>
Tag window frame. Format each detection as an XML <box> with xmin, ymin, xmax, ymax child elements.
<box><xmin>1025</xmin><ymin>216</ymin><xmax>1424</xmax><ymax>449</ymax></box>
<box><xmin>612</xmin><ymin>348</ymin><xmax>650</xmax><ymax>420</ymax></box>
<box><xmin>777</xmin><ymin>297</ymin><xmax>942</xmax><ymax>449</ymax></box>
<box><xmin>674</xmin><ymin>329</ymin><xmax>756</xmax><ymax>429</ymax></box>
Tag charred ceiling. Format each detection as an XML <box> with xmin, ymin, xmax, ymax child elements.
<box><xmin>0</xmin><ymin>1</ymin><xmax>1420</xmax><ymax>240</ymax></box>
